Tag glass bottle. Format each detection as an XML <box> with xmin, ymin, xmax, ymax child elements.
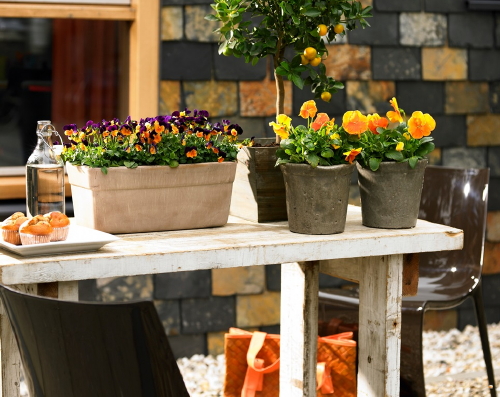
<box><xmin>26</xmin><ymin>120</ymin><xmax>65</xmax><ymax>217</ymax></box>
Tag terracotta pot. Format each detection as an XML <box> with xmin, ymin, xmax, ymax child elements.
<box><xmin>66</xmin><ymin>162</ymin><xmax>237</xmax><ymax>234</ymax></box>
<box><xmin>356</xmin><ymin>159</ymin><xmax>428</xmax><ymax>229</ymax></box>
<box><xmin>230</xmin><ymin>138</ymin><xmax>287</xmax><ymax>222</ymax></box>
<box><xmin>280</xmin><ymin>163</ymin><xmax>354</xmax><ymax>235</ymax></box>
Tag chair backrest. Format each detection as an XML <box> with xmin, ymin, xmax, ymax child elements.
<box><xmin>0</xmin><ymin>284</ymin><xmax>190</xmax><ymax>397</ymax></box>
<box><xmin>417</xmin><ymin>166</ymin><xmax>489</xmax><ymax>300</ymax></box>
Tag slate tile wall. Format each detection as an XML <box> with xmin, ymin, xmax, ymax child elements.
<box><xmin>81</xmin><ymin>0</ymin><xmax>500</xmax><ymax>358</ymax></box>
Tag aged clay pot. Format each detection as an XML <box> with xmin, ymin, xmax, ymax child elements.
<box><xmin>230</xmin><ymin>138</ymin><xmax>287</xmax><ymax>223</ymax></box>
<box><xmin>280</xmin><ymin>163</ymin><xmax>355</xmax><ymax>235</ymax></box>
<box><xmin>357</xmin><ymin>159</ymin><xmax>428</xmax><ymax>229</ymax></box>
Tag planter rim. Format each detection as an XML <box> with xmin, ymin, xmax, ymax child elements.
<box><xmin>357</xmin><ymin>159</ymin><xmax>428</xmax><ymax>171</ymax></box>
<box><xmin>282</xmin><ymin>162</ymin><xmax>355</xmax><ymax>170</ymax></box>
<box><xmin>65</xmin><ymin>161</ymin><xmax>236</xmax><ymax>171</ymax></box>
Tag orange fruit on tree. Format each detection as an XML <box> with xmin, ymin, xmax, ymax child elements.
<box><xmin>317</xmin><ymin>24</ymin><xmax>328</xmax><ymax>36</ymax></box>
<box><xmin>300</xmin><ymin>54</ymin><xmax>310</xmax><ymax>65</ymax></box>
<box><xmin>321</xmin><ymin>91</ymin><xmax>332</xmax><ymax>102</ymax></box>
<box><xmin>309</xmin><ymin>56</ymin><xmax>322</xmax><ymax>67</ymax></box>
<box><xmin>303</xmin><ymin>47</ymin><xmax>317</xmax><ymax>61</ymax></box>
<box><xmin>334</xmin><ymin>24</ymin><xmax>344</xmax><ymax>34</ymax></box>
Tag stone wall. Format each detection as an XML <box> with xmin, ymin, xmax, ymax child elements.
<box><xmin>81</xmin><ymin>0</ymin><xmax>500</xmax><ymax>358</ymax></box>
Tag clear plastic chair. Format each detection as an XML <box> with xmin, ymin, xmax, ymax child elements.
<box><xmin>0</xmin><ymin>284</ymin><xmax>190</xmax><ymax>397</ymax></box>
<box><xmin>318</xmin><ymin>166</ymin><xmax>496</xmax><ymax>396</ymax></box>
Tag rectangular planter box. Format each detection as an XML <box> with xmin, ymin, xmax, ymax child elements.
<box><xmin>229</xmin><ymin>138</ymin><xmax>287</xmax><ymax>223</ymax></box>
<box><xmin>66</xmin><ymin>162</ymin><xmax>237</xmax><ymax>234</ymax></box>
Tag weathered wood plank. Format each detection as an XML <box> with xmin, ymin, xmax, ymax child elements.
<box><xmin>357</xmin><ymin>255</ymin><xmax>403</xmax><ymax>397</ymax></box>
<box><xmin>0</xmin><ymin>3</ymin><xmax>135</xmax><ymax>20</ymax></box>
<box><xmin>320</xmin><ymin>258</ymin><xmax>361</xmax><ymax>282</ymax></box>
<box><xmin>0</xmin><ymin>208</ymin><xmax>463</xmax><ymax>286</ymax></box>
<box><xmin>280</xmin><ymin>262</ymin><xmax>319</xmax><ymax>397</ymax></box>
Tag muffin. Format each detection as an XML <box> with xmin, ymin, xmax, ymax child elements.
<box><xmin>44</xmin><ymin>211</ymin><xmax>70</xmax><ymax>241</ymax></box>
<box><xmin>1</xmin><ymin>212</ymin><xmax>30</xmax><ymax>245</ymax></box>
<box><xmin>19</xmin><ymin>215</ymin><xmax>54</xmax><ymax>245</ymax></box>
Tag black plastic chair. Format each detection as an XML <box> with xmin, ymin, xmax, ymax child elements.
<box><xmin>0</xmin><ymin>284</ymin><xmax>190</xmax><ymax>397</ymax></box>
<box><xmin>318</xmin><ymin>166</ymin><xmax>496</xmax><ymax>397</ymax></box>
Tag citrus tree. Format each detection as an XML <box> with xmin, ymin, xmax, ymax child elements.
<box><xmin>206</xmin><ymin>0</ymin><xmax>372</xmax><ymax>139</ymax></box>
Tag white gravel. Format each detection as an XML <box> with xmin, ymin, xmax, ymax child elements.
<box><xmin>177</xmin><ymin>322</ymin><xmax>500</xmax><ymax>397</ymax></box>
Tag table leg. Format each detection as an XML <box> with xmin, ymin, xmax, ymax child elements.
<box><xmin>357</xmin><ymin>254</ymin><xmax>403</xmax><ymax>397</ymax></box>
<box><xmin>0</xmin><ymin>284</ymin><xmax>36</xmax><ymax>397</ymax></box>
<box><xmin>280</xmin><ymin>261</ymin><xmax>319</xmax><ymax>397</ymax></box>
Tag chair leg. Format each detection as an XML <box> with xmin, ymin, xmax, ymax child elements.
<box><xmin>400</xmin><ymin>306</ymin><xmax>426</xmax><ymax>397</ymax></box>
<box><xmin>472</xmin><ymin>281</ymin><xmax>497</xmax><ymax>397</ymax></box>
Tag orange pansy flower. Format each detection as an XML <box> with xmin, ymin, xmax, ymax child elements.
<box><xmin>367</xmin><ymin>113</ymin><xmax>389</xmax><ymax>134</ymax></box>
<box><xmin>299</xmin><ymin>100</ymin><xmax>317</xmax><ymax>119</ymax></box>
<box><xmin>342</xmin><ymin>111</ymin><xmax>368</xmax><ymax>135</ymax></box>
<box><xmin>386</xmin><ymin>97</ymin><xmax>403</xmax><ymax>123</ymax></box>
<box><xmin>311</xmin><ymin>113</ymin><xmax>330</xmax><ymax>131</ymax></box>
<box><xmin>186</xmin><ymin>149</ymin><xmax>197</xmax><ymax>158</ymax></box>
<box><xmin>407</xmin><ymin>111</ymin><xmax>436</xmax><ymax>139</ymax></box>
<box><xmin>343</xmin><ymin>147</ymin><xmax>362</xmax><ymax>164</ymax></box>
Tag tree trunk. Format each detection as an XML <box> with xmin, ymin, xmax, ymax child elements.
<box><xmin>274</xmin><ymin>60</ymin><xmax>285</xmax><ymax>144</ymax></box>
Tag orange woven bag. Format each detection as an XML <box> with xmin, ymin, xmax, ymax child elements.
<box><xmin>223</xmin><ymin>328</ymin><xmax>356</xmax><ymax>397</ymax></box>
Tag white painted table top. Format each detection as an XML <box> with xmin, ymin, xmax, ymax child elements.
<box><xmin>0</xmin><ymin>206</ymin><xmax>463</xmax><ymax>285</ymax></box>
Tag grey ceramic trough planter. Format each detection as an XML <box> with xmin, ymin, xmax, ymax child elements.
<box><xmin>357</xmin><ymin>159</ymin><xmax>428</xmax><ymax>229</ymax></box>
<box><xmin>280</xmin><ymin>163</ymin><xmax>355</xmax><ymax>235</ymax></box>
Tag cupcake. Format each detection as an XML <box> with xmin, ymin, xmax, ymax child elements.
<box><xmin>44</xmin><ymin>211</ymin><xmax>70</xmax><ymax>241</ymax></box>
<box><xmin>1</xmin><ymin>212</ymin><xmax>29</xmax><ymax>245</ymax></box>
<box><xmin>19</xmin><ymin>215</ymin><xmax>53</xmax><ymax>245</ymax></box>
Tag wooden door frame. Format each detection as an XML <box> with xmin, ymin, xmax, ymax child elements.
<box><xmin>0</xmin><ymin>0</ymin><xmax>159</xmax><ymax>120</ymax></box>
<box><xmin>0</xmin><ymin>0</ymin><xmax>159</xmax><ymax>190</ymax></box>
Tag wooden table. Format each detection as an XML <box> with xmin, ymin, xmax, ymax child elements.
<box><xmin>0</xmin><ymin>206</ymin><xmax>463</xmax><ymax>397</ymax></box>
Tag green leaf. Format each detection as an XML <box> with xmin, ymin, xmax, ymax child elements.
<box><xmin>302</xmin><ymin>8</ymin><xmax>321</xmax><ymax>17</ymax></box>
<box><xmin>415</xmin><ymin>142</ymin><xmax>435</xmax><ymax>157</ymax></box>
<box><xmin>419</xmin><ymin>137</ymin><xmax>434</xmax><ymax>144</ymax></box>
<box><xmin>275</xmin><ymin>66</ymin><xmax>288</xmax><ymax>76</ymax></box>
<box><xmin>306</xmin><ymin>153</ymin><xmax>320</xmax><ymax>167</ymax></box>
<box><xmin>100</xmin><ymin>167</ymin><xmax>108</xmax><ymax>175</ymax></box>
<box><xmin>321</xmin><ymin>148</ymin><xmax>334</xmax><ymax>158</ymax></box>
<box><xmin>204</xmin><ymin>14</ymin><xmax>219</xmax><ymax>21</ymax></box>
<box><xmin>385</xmin><ymin>150</ymin><xmax>404</xmax><ymax>161</ymax></box>
<box><xmin>408</xmin><ymin>156</ymin><xmax>418</xmax><ymax>169</ymax></box>
<box><xmin>290</xmin><ymin>74</ymin><xmax>304</xmax><ymax>89</ymax></box>
<box><xmin>368</xmin><ymin>157</ymin><xmax>381</xmax><ymax>171</ymax></box>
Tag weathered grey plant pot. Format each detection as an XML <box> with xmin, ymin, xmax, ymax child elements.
<box><xmin>230</xmin><ymin>138</ymin><xmax>287</xmax><ymax>223</ymax></box>
<box><xmin>357</xmin><ymin>159</ymin><xmax>428</xmax><ymax>229</ymax></box>
<box><xmin>280</xmin><ymin>163</ymin><xmax>355</xmax><ymax>235</ymax></box>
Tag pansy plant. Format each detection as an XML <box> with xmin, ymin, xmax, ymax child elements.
<box><xmin>272</xmin><ymin>100</ymin><xmax>361</xmax><ymax>167</ymax></box>
<box><xmin>348</xmin><ymin>97</ymin><xmax>436</xmax><ymax>171</ymax></box>
<box><xmin>60</xmin><ymin>110</ymin><xmax>242</xmax><ymax>174</ymax></box>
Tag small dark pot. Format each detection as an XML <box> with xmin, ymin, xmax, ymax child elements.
<box><xmin>357</xmin><ymin>160</ymin><xmax>428</xmax><ymax>229</ymax></box>
<box><xmin>280</xmin><ymin>163</ymin><xmax>355</xmax><ymax>235</ymax></box>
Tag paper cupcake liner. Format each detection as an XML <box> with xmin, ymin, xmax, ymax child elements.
<box><xmin>2</xmin><ymin>229</ymin><xmax>21</xmax><ymax>245</ymax></box>
<box><xmin>20</xmin><ymin>233</ymin><xmax>51</xmax><ymax>246</ymax></box>
<box><xmin>50</xmin><ymin>226</ymin><xmax>70</xmax><ymax>242</ymax></box>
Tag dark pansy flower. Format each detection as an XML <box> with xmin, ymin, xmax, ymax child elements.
<box><xmin>81</xmin><ymin>139</ymin><xmax>89</xmax><ymax>146</ymax></box>
<box><xmin>63</xmin><ymin>124</ymin><xmax>78</xmax><ymax>136</ymax></box>
<box><xmin>199</xmin><ymin>110</ymin><xmax>209</xmax><ymax>118</ymax></box>
<box><xmin>124</xmin><ymin>116</ymin><xmax>132</xmax><ymax>124</ymax></box>
<box><xmin>53</xmin><ymin>141</ymin><xmax>60</xmax><ymax>145</ymax></box>
<box><xmin>69</xmin><ymin>139</ymin><xmax>78</xmax><ymax>145</ymax></box>
<box><xmin>228</xmin><ymin>124</ymin><xmax>243</xmax><ymax>136</ymax></box>
<box><xmin>171</xmin><ymin>111</ymin><xmax>180</xmax><ymax>117</ymax></box>
<box><xmin>63</xmin><ymin>143</ymin><xmax>72</xmax><ymax>148</ymax></box>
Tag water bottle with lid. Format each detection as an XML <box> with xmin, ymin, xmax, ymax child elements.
<box><xmin>26</xmin><ymin>120</ymin><xmax>65</xmax><ymax>217</ymax></box>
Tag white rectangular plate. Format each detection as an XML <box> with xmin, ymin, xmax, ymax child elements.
<box><xmin>0</xmin><ymin>224</ymin><xmax>119</xmax><ymax>257</ymax></box>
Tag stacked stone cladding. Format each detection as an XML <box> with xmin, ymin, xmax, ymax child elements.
<box><xmin>82</xmin><ymin>0</ymin><xmax>500</xmax><ymax>357</ymax></box>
